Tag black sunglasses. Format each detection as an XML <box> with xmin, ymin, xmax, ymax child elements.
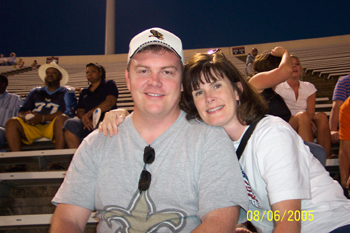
<box><xmin>207</xmin><ymin>48</ymin><xmax>223</xmax><ymax>55</ymax></box>
<box><xmin>138</xmin><ymin>146</ymin><xmax>155</xmax><ymax>193</ymax></box>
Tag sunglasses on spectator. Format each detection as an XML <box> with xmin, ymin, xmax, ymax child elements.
<box><xmin>138</xmin><ymin>146</ymin><xmax>155</xmax><ymax>193</ymax></box>
<box><xmin>207</xmin><ymin>48</ymin><xmax>223</xmax><ymax>55</ymax></box>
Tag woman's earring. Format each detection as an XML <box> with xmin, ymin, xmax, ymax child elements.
<box><xmin>194</xmin><ymin>116</ymin><xmax>201</xmax><ymax>123</ymax></box>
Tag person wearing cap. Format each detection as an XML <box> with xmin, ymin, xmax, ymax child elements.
<box><xmin>51</xmin><ymin>27</ymin><xmax>248</xmax><ymax>232</ymax></box>
<box><xmin>0</xmin><ymin>74</ymin><xmax>23</xmax><ymax>149</ymax></box>
<box><xmin>5</xmin><ymin>62</ymin><xmax>77</xmax><ymax>151</ymax></box>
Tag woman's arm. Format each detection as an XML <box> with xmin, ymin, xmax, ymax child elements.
<box><xmin>249</xmin><ymin>47</ymin><xmax>293</xmax><ymax>92</ymax></box>
<box><xmin>82</xmin><ymin>95</ymin><xmax>118</xmax><ymax>131</ymax></box>
<box><xmin>98</xmin><ymin>109</ymin><xmax>130</xmax><ymax>137</ymax></box>
<box><xmin>86</xmin><ymin>95</ymin><xmax>117</xmax><ymax>116</ymax></box>
<box><xmin>271</xmin><ymin>199</ymin><xmax>301</xmax><ymax>233</ymax></box>
<box><xmin>306</xmin><ymin>93</ymin><xmax>316</xmax><ymax>118</ymax></box>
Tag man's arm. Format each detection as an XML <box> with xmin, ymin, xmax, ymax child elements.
<box><xmin>329</xmin><ymin>100</ymin><xmax>344</xmax><ymax>143</ymax></box>
<box><xmin>50</xmin><ymin>203</ymin><xmax>92</xmax><ymax>233</ymax></box>
<box><xmin>271</xmin><ymin>199</ymin><xmax>301</xmax><ymax>233</ymax></box>
<box><xmin>339</xmin><ymin>140</ymin><xmax>350</xmax><ymax>188</ymax></box>
<box><xmin>192</xmin><ymin>206</ymin><xmax>239</xmax><ymax>233</ymax></box>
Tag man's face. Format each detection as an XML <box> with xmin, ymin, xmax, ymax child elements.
<box><xmin>125</xmin><ymin>49</ymin><xmax>183</xmax><ymax>117</ymax></box>
<box><xmin>45</xmin><ymin>68</ymin><xmax>62</xmax><ymax>87</ymax></box>
<box><xmin>252</xmin><ymin>49</ymin><xmax>258</xmax><ymax>57</ymax></box>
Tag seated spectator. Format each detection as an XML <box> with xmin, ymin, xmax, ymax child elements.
<box><xmin>249</xmin><ymin>47</ymin><xmax>327</xmax><ymax>165</ymax></box>
<box><xmin>330</xmin><ymin>74</ymin><xmax>350</xmax><ymax>143</ymax></box>
<box><xmin>245</xmin><ymin>48</ymin><xmax>258</xmax><ymax>77</ymax></box>
<box><xmin>7</xmin><ymin>52</ymin><xmax>16</xmax><ymax>66</ymax></box>
<box><xmin>0</xmin><ymin>54</ymin><xmax>7</xmax><ymax>66</ymax></box>
<box><xmin>275</xmin><ymin>55</ymin><xmax>332</xmax><ymax>158</ymax></box>
<box><xmin>51</xmin><ymin>28</ymin><xmax>247</xmax><ymax>232</ymax></box>
<box><xmin>0</xmin><ymin>74</ymin><xmax>23</xmax><ymax>149</ymax></box>
<box><xmin>31</xmin><ymin>60</ymin><xmax>40</xmax><ymax>70</ymax></box>
<box><xmin>16</xmin><ymin>57</ymin><xmax>25</xmax><ymax>68</ymax></box>
<box><xmin>63</xmin><ymin>63</ymin><xmax>118</xmax><ymax>148</ymax></box>
<box><xmin>339</xmin><ymin>96</ymin><xmax>350</xmax><ymax>197</ymax></box>
<box><xmin>5</xmin><ymin>62</ymin><xmax>77</xmax><ymax>151</ymax></box>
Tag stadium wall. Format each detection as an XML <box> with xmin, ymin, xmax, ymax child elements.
<box><xmin>19</xmin><ymin>34</ymin><xmax>350</xmax><ymax>66</ymax></box>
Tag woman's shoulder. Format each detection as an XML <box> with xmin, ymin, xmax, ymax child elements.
<box><xmin>257</xmin><ymin>115</ymin><xmax>293</xmax><ymax>133</ymax></box>
<box><xmin>105</xmin><ymin>79</ymin><xmax>117</xmax><ymax>85</ymax></box>
<box><xmin>300</xmin><ymin>80</ymin><xmax>315</xmax><ymax>87</ymax></box>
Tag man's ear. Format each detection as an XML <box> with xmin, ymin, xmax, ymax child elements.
<box><xmin>125</xmin><ymin>70</ymin><xmax>130</xmax><ymax>91</ymax></box>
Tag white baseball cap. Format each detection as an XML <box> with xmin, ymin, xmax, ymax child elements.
<box><xmin>128</xmin><ymin>27</ymin><xmax>184</xmax><ymax>64</ymax></box>
<box><xmin>38</xmin><ymin>62</ymin><xmax>69</xmax><ymax>86</ymax></box>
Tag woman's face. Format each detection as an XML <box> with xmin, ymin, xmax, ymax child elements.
<box><xmin>86</xmin><ymin>66</ymin><xmax>102</xmax><ymax>84</ymax></box>
<box><xmin>291</xmin><ymin>57</ymin><xmax>301</xmax><ymax>79</ymax></box>
<box><xmin>192</xmin><ymin>73</ymin><xmax>240</xmax><ymax>128</ymax></box>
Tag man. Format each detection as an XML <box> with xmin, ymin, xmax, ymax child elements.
<box><xmin>51</xmin><ymin>28</ymin><xmax>248</xmax><ymax>232</ymax></box>
<box><xmin>7</xmin><ymin>52</ymin><xmax>16</xmax><ymax>66</ymax></box>
<box><xmin>0</xmin><ymin>74</ymin><xmax>23</xmax><ymax>149</ymax></box>
<box><xmin>5</xmin><ymin>62</ymin><xmax>77</xmax><ymax>151</ymax></box>
<box><xmin>329</xmin><ymin>74</ymin><xmax>350</xmax><ymax>143</ymax></box>
<box><xmin>339</xmin><ymin>96</ymin><xmax>350</xmax><ymax>198</ymax></box>
<box><xmin>245</xmin><ymin>48</ymin><xmax>258</xmax><ymax>77</ymax></box>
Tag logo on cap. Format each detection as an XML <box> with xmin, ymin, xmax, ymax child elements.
<box><xmin>149</xmin><ymin>30</ymin><xmax>164</xmax><ymax>40</ymax></box>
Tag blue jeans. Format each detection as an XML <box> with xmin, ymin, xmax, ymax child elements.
<box><xmin>330</xmin><ymin>224</ymin><xmax>350</xmax><ymax>233</ymax></box>
<box><xmin>304</xmin><ymin>141</ymin><xmax>327</xmax><ymax>167</ymax></box>
<box><xmin>0</xmin><ymin>126</ymin><xmax>6</xmax><ymax>149</ymax></box>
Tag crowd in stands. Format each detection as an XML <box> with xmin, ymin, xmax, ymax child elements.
<box><xmin>1</xmin><ymin>61</ymin><xmax>119</xmax><ymax>159</ymax></box>
<box><xmin>1</xmin><ymin>28</ymin><xmax>350</xmax><ymax>233</ymax></box>
<box><xmin>0</xmin><ymin>52</ymin><xmax>27</xmax><ymax>67</ymax></box>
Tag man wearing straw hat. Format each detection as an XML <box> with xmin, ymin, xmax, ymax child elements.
<box><xmin>5</xmin><ymin>62</ymin><xmax>77</xmax><ymax>151</ymax></box>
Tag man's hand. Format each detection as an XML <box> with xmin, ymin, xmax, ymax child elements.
<box><xmin>25</xmin><ymin>111</ymin><xmax>44</xmax><ymax>126</ymax></box>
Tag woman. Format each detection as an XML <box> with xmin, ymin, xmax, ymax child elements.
<box><xmin>182</xmin><ymin>51</ymin><xmax>350</xmax><ymax>233</ymax></box>
<box><xmin>63</xmin><ymin>63</ymin><xmax>118</xmax><ymax>148</ymax></box>
<box><xmin>16</xmin><ymin>57</ymin><xmax>24</xmax><ymax>68</ymax></box>
<box><xmin>249</xmin><ymin>47</ymin><xmax>327</xmax><ymax>165</ymax></box>
<box><xmin>275</xmin><ymin>55</ymin><xmax>332</xmax><ymax>158</ymax></box>
<box><xmin>100</xmin><ymin>51</ymin><xmax>350</xmax><ymax>233</ymax></box>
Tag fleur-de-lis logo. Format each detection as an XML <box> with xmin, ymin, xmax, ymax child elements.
<box><xmin>100</xmin><ymin>191</ymin><xmax>187</xmax><ymax>232</ymax></box>
<box><xmin>149</xmin><ymin>30</ymin><xmax>164</xmax><ymax>40</ymax></box>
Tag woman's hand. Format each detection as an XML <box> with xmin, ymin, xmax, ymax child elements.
<box><xmin>271</xmin><ymin>46</ymin><xmax>287</xmax><ymax>57</ymax></box>
<box><xmin>82</xmin><ymin>112</ymin><xmax>93</xmax><ymax>131</ymax></box>
<box><xmin>98</xmin><ymin>109</ymin><xmax>130</xmax><ymax>137</ymax></box>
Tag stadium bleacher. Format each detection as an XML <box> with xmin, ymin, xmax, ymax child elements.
<box><xmin>0</xmin><ymin>40</ymin><xmax>349</xmax><ymax>231</ymax></box>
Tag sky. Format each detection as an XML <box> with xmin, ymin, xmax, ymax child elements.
<box><xmin>1</xmin><ymin>0</ymin><xmax>350</xmax><ymax>57</ymax></box>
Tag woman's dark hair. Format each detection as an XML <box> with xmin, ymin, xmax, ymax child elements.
<box><xmin>181</xmin><ymin>52</ymin><xmax>267</xmax><ymax>125</ymax></box>
<box><xmin>252</xmin><ymin>51</ymin><xmax>282</xmax><ymax>73</ymax></box>
<box><xmin>86</xmin><ymin>63</ymin><xmax>106</xmax><ymax>81</ymax></box>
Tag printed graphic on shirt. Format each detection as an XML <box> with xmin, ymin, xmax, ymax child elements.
<box><xmin>241</xmin><ymin>169</ymin><xmax>260</xmax><ymax>208</ymax></box>
<box><xmin>101</xmin><ymin>191</ymin><xmax>187</xmax><ymax>232</ymax></box>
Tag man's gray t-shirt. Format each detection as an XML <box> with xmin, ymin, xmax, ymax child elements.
<box><xmin>53</xmin><ymin>111</ymin><xmax>248</xmax><ymax>232</ymax></box>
